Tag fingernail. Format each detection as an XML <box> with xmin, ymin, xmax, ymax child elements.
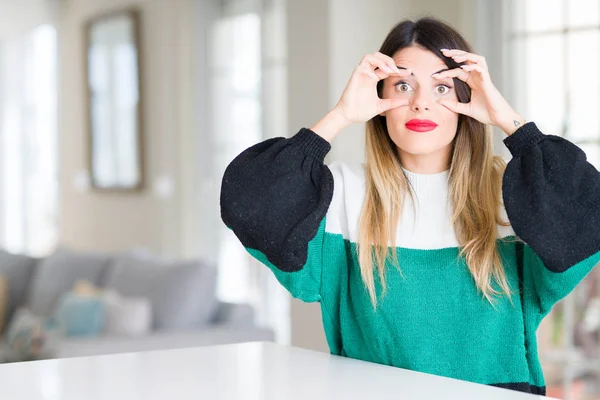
<box><xmin>441</xmin><ymin>48</ymin><xmax>449</xmax><ymax>52</ymax></box>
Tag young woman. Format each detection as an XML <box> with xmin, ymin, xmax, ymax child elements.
<box><xmin>220</xmin><ymin>17</ymin><xmax>600</xmax><ymax>395</ymax></box>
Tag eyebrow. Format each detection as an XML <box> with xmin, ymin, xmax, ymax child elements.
<box><xmin>397</xmin><ymin>66</ymin><xmax>451</xmax><ymax>76</ymax></box>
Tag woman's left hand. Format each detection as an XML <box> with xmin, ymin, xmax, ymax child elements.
<box><xmin>433</xmin><ymin>49</ymin><xmax>526</xmax><ymax>136</ymax></box>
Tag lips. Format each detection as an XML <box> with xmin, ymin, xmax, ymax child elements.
<box><xmin>405</xmin><ymin>119</ymin><xmax>438</xmax><ymax>132</ymax></box>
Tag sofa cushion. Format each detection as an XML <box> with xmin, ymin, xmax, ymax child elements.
<box><xmin>27</xmin><ymin>248</ymin><xmax>112</xmax><ymax>317</ymax></box>
<box><xmin>102</xmin><ymin>254</ymin><xmax>218</xmax><ymax>331</ymax></box>
<box><xmin>0</xmin><ymin>250</ymin><xmax>38</xmax><ymax>325</ymax></box>
<box><xmin>211</xmin><ymin>301</ymin><xmax>255</xmax><ymax>327</ymax></box>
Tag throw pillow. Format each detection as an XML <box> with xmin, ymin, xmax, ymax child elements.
<box><xmin>55</xmin><ymin>292</ymin><xmax>106</xmax><ymax>337</ymax></box>
<box><xmin>4</xmin><ymin>308</ymin><xmax>59</xmax><ymax>362</ymax></box>
<box><xmin>102</xmin><ymin>290</ymin><xmax>152</xmax><ymax>337</ymax></box>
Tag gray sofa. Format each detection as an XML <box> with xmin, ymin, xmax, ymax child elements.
<box><xmin>0</xmin><ymin>248</ymin><xmax>274</xmax><ymax>361</ymax></box>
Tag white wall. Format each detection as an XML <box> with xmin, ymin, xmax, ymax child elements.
<box><xmin>57</xmin><ymin>0</ymin><xmax>198</xmax><ymax>256</ymax></box>
<box><xmin>0</xmin><ymin>0</ymin><xmax>58</xmax><ymax>39</ymax></box>
<box><xmin>285</xmin><ymin>0</ymin><xmax>332</xmax><ymax>353</ymax></box>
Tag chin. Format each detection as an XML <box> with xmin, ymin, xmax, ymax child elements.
<box><xmin>394</xmin><ymin>135</ymin><xmax>453</xmax><ymax>156</ymax></box>
<box><xmin>394</xmin><ymin>128</ymin><xmax>456</xmax><ymax>149</ymax></box>
<box><xmin>398</xmin><ymin>146</ymin><xmax>443</xmax><ymax>156</ymax></box>
<box><xmin>391</xmin><ymin>135</ymin><xmax>438</xmax><ymax>152</ymax></box>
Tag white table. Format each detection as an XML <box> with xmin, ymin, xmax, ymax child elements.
<box><xmin>0</xmin><ymin>341</ymin><xmax>558</xmax><ymax>399</ymax></box>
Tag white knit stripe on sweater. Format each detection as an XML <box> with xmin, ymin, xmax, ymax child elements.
<box><xmin>324</xmin><ymin>162</ymin><xmax>516</xmax><ymax>249</ymax></box>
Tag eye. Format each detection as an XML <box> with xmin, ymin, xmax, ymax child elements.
<box><xmin>436</xmin><ymin>84</ymin><xmax>452</xmax><ymax>95</ymax></box>
<box><xmin>394</xmin><ymin>81</ymin><xmax>413</xmax><ymax>93</ymax></box>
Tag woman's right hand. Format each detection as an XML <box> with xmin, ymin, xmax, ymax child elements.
<box><xmin>311</xmin><ymin>52</ymin><xmax>411</xmax><ymax>142</ymax></box>
<box><xmin>336</xmin><ymin>52</ymin><xmax>412</xmax><ymax>123</ymax></box>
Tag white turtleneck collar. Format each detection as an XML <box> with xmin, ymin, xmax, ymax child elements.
<box><xmin>400</xmin><ymin>167</ymin><xmax>450</xmax><ymax>199</ymax></box>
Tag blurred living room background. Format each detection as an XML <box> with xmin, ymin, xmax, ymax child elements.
<box><xmin>0</xmin><ymin>0</ymin><xmax>598</xmax><ymax>399</ymax></box>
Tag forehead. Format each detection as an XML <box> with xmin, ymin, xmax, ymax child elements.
<box><xmin>391</xmin><ymin>46</ymin><xmax>447</xmax><ymax>73</ymax></box>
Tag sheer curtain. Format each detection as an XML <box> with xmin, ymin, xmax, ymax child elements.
<box><xmin>0</xmin><ymin>25</ymin><xmax>58</xmax><ymax>256</ymax></box>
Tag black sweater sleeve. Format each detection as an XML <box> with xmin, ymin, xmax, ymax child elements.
<box><xmin>502</xmin><ymin>122</ymin><xmax>600</xmax><ymax>273</ymax></box>
<box><xmin>220</xmin><ymin>128</ymin><xmax>334</xmax><ymax>273</ymax></box>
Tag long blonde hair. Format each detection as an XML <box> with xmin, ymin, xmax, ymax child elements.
<box><xmin>357</xmin><ymin>18</ymin><xmax>516</xmax><ymax>308</ymax></box>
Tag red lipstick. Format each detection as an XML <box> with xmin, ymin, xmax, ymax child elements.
<box><xmin>405</xmin><ymin>119</ymin><xmax>438</xmax><ymax>132</ymax></box>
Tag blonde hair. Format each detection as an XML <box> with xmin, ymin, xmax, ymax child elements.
<box><xmin>357</xmin><ymin>18</ymin><xmax>517</xmax><ymax>309</ymax></box>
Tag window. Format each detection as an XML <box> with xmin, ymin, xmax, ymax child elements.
<box><xmin>508</xmin><ymin>0</ymin><xmax>600</xmax><ymax>169</ymax></box>
<box><xmin>0</xmin><ymin>25</ymin><xmax>58</xmax><ymax>256</ymax></box>
<box><xmin>507</xmin><ymin>2</ymin><xmax>600</xmax><ymax>398</ymax></box>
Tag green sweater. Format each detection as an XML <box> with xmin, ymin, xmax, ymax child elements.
<box><xmin>220</xmin><ymin>122</ymin><xmax>600</xmax><ymax>396</ymax></box>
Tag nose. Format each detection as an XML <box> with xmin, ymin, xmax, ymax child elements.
<box><xmin>410</xmin><ymin>88</ymin><xmax>433</xmax><ymax>112</ymax></box>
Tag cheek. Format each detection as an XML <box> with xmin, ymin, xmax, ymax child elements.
<box><xmin>438</xmin><ymin>106</ymin><xmax>459</xmax><ymax>130</ymax></box>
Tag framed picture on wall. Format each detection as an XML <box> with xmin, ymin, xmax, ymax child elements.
<box><xmin>84</xmin><ymin>8</ymin><xmax>144</xmax><ymax>191</ymax></box>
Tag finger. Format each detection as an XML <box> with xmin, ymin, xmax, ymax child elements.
<box><xmin>378</xmin><ymin>97</ymin><xmax>409</xmax><ymax>114</ymax></box>
<box><xmin>432</xmin><ymin>67</ymin><xmax>471</xmax><ymax>83</ymax></box>
<box><xmin>460</xmin><ymin>64</ymin><xmax>490</xmax><ymax>82</ymax></box>
<box><xmin>358</xmin><ymin>64</ymin><xmax>380</xmax><ymax>80</ymax></box>
<box><xmin>460</xmin><ymin>64</ymin><xmax>483</xmax><ymax>72</ymax></box>
<box><xmin>372</xmin><ymin>52</ymin><xmax>401</xmax><ymax>74</ymax></box>
<box><xmin>451</xmin><ymin>54</ymin><xmax>485</xmax><ymax>65</ymax></box>
<box><xmin>360</xmin><ymin>54</ymin><xmax>395</xmax><ymax>75</ymax></box>
<box><xmin>374</xmin><ymin>68</ymin><xmax>388</xmax><ymax>80</ymax></box>
<box><xmin>361</xmin><ymin>54</ymin><xmax>411</xmax><ymax>77</ymax></box>
<box><xmin>439</xmin><ymin>99</ymin><xmax>471</xmax><ymax>117</ymax></box>
<box><xmin>441</xmin><ymin>49</ymin><xmax>487</xmax><ymax>68</ymax></box>
<box><xmin>361</xmin><ymin>65</ymin><xmax>411</xmax><ymax>81</ymax></box>
<box><xmin>390</xmin><ymin>67</ymin><xmax>412</xmax><ymax>77</ymax></box>
<box><xmin>440</xmin><ymin>49</ymin><xmax>467</xmax><ymax>56</ymax></box>
<box><xmin>452</xmin><ymin>54</ymin><xmax>487</xmax><ymax>68</ymax></box>
<box><xmin>360</xmin><ymin>64</ymin><xmax>395</xmax><ymax>81</ymax></box>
